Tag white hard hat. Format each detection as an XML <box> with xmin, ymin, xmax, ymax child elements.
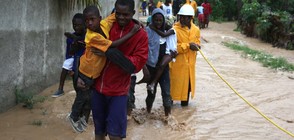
<box><xmin>177</xmin><ymin>4</ymin><xmax>194</xmax><ymax>17</ymax></box>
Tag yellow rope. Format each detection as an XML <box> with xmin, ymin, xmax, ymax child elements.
<box><xmin>197</xmin><ymin>47</ymin><xmax>294</xmax><ymax>138</ymax></box>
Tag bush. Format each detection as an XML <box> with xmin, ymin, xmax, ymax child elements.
<box><xmin>240</xmin><ymin>0</ymin><xmax>261</xmax><ymax>23</ymax></box>
<box><xmin>255</xmin><ymin>5</ymin><xmax>272</xmax><ymax>41</ymax></box>
<box><xmin>210</xmin><ymin>0</ymin><xmax>225</xmax><ymax>21</ymax></box>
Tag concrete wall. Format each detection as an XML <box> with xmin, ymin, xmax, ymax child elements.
<box><xmin>0</xmin><ymin>0</ymin><xmax>66</xmax><ymax>113</ymax></box>
<box><xmin>0</xmin><ymin>0</ymin><xmax>140</xmax><ymax>113</ymax></box>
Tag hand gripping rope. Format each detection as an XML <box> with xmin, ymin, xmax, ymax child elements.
<box><xmin>196</xmin><ymin>46</ymin><xmax>294</xmax><ymax>138</ymax></box>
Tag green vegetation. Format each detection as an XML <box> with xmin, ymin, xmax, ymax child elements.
<box><xmin>208</xmin><ymin>0</ymin><xmax>293</xmax><ymax>50</ymax></box>
<box><xmin>233</xmin><ymin>27</ymin><xmax>241</xmax><ymax>32</ymax></box>
<box><xmin>238</xmin><ymin>0</ymin><xmax>293</xmax><ymax>49</ymax></box>
<box><xmin>223</xmin><ymin>42</ymin><xmax>294</xmax><ymax>72</ymax></box>
<box><xmin>15</xmin><ymin>89</ymin><xmax>47</xmax><ymax>109</ymax></box>
<box><xmin>30</xmin><ymin>120</ymin><xmax>43</xmax><ymax>126</ymax></box>
<box><xmin>210</xmin><ymin>0</ymin><xmax>238</xmax><ymax>21</ymax></box>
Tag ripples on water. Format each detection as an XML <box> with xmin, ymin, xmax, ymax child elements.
<box><xmin>126</xmin><ymin>32</ymin><xmax>294</xmax><ymax>140</ymax></box>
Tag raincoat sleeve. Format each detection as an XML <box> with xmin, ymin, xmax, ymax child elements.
<box><xmin>175</xmin><ymin>24</ymin><xmax>200</xmax><ymax>54</ymax></box>
<box><xmin>176</xmin><ymin>40</ymin><xmax>190</xmax><ymax>54</ymax></box>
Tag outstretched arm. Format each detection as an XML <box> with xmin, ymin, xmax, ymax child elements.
<box><xmin>96</xmin><ymin>13</ymin><xmax>140</xmax><ymax>49</ymax></box>
<box><xmin>64</xmin><ymin>32</ymin><xmax>85</xmax><ymax>55</ymax></box>
<box><xmin>132</xmin><ymin>18</ymin><xmax>145</xmax><ymax>29</ymax></box>
<box><xmin>149</xmin><ymin>24</ymin><xmax>175</xmax><ymax>37</ymax></box>
<box><xmin>90</xmin><ymin>47</ymin><xmax>136</xmax><ymax>74</ymax></box>
<box><xmin>110</xmin><ymin>24</ymin><xmax>140</xmax><ymax>48</ymax></box>
<box><xmin>189</xmin><ymin>42</ymin><xmax>201</xmax><ymax>51</ymax></box>
<box><xmin>136</xmin><ymin>65</ymin><xmax>150</xmax><ymax>84</ymax></box>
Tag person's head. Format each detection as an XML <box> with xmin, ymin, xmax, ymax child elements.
<box><xmin>83</xmin><ymin>5</ymin><xmax>101</xmax><ymax>32</ymax></box>
<box><xmin>165</xmin><ymin>0</ymin><xmax>171</xmax><ymax>4</ymax></box>
<box><xmin>72</xmin><ymin>13</ymin><xmax>86</xmax><ymax>35</ymax></box>
<box><xmin>177</xmin><ymin>4</ymin><xmax>194</xmax><ymax>27</ymax></box>
<box><xmin>114</xmin><ymin>0</ymin><xmax>135</xmax><ymax>28</ymax></box>
<box><xmin>151</xmin><ymin>8</ymin><xmax>165</xmax><ymax>31</ymax></box>
<box><xmin>197</xmin><ymin>1</ymin><xmax>201</xmax><ymax>5</ymax></box>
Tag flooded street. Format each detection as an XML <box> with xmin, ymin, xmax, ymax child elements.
<box><xmin>0</xmin><ymin>22</ymin><xmax>293</xmax><ymax>140</ymax></box>
<box><xmin>127</xmin><ymin>22</ymin><xmax>294</xmax><ymax>140</ymax></box>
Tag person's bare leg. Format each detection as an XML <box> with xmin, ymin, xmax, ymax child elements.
<box><xmin>136</xmin><ymin>74</ymin><xmax>149</xmax><ymax>84</ymax></box>
<box><xmin>95</xmin><ymin>134</ymin><xmax>106</xmax><ymax>140</ymax></box>
<box><xmin>205</xmin><ymin>15</ymin><xmax>209</xmax><ymax>28</ymax></box>
<box><xmin>58</xmin><ymin>68</ymin><xmax>68</xmax><ymax>90</ymax></box>
<box><xmin>147</xmin><ymin>55</ymin><xmax>172</xmax><ymax>93</ymax></box>
<box><xmin>136</xmin><ymin>65</ymin><xmax>150</xmax><ymax>84</ymax></box>
<box><xmin>52</xmin><ymin>68</ymin><xmax>68</xmax><ymax>97</ymax></box>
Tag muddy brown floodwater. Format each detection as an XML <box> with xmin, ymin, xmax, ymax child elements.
<box><xmin>0</xmin><ymin>22</ymin><xmax>293</xmax><ymax>140</ymax></box>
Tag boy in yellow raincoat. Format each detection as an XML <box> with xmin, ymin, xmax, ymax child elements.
<box><xmin>170</xmin><ymin>4</ymin><xmax>201</xmax><ymax>106</ymax></box>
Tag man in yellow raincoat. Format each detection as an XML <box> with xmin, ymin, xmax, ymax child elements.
<box><xmin>186</xmin><ymin>0</ymin><xmax>198</xmax><ymax>14</ymax></box>
<box><xmin>170</xmin><ymin>4</ymin><xmax>201</xmax><ymax>106</ymax></box>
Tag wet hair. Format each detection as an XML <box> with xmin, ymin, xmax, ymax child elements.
<box><xmin>115</xmin><ymin>0</ymin><xmax>134</xmax><ymax>12</ymax></box>
<box><xmin>72</xmin><ymin>13</ymin><xmax>84</xmax><ymax>22</ymax></box>
<box><xmin>83</xmin><ymin>5</ymin><xmax>100</xmax><ymax>17</ymax></box>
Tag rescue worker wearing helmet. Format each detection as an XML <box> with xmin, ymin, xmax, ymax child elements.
<box><xmin>169</xmin><ymin>4</ymin><xmax>201</xmax><ymax>106</ymax></box>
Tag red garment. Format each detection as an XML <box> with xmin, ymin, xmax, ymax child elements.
<box><xmin>198</xmin><ymin>14</ymin><xmax>204</xmax><ymax>22</ymax></box>
<box><xmin>201</xmin><ymin>2</ymin><xmax>212</xmax><ymax>16</ymax></box>
<box><xmin>94</xmin><ymin>21</ymin><xmax>148</xmax><ymax>96</ymax></box>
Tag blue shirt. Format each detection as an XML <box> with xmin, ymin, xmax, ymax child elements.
<box><xmin>70</xmin><ymin>32</ymin><xmax>85</xmax><ymax>72</ymax></box>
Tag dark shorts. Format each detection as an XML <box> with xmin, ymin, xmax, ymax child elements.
<box><xmin>91</xmin><ymin>90</ymin><xmax>128</xmax><ymax>138</ymax></box>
